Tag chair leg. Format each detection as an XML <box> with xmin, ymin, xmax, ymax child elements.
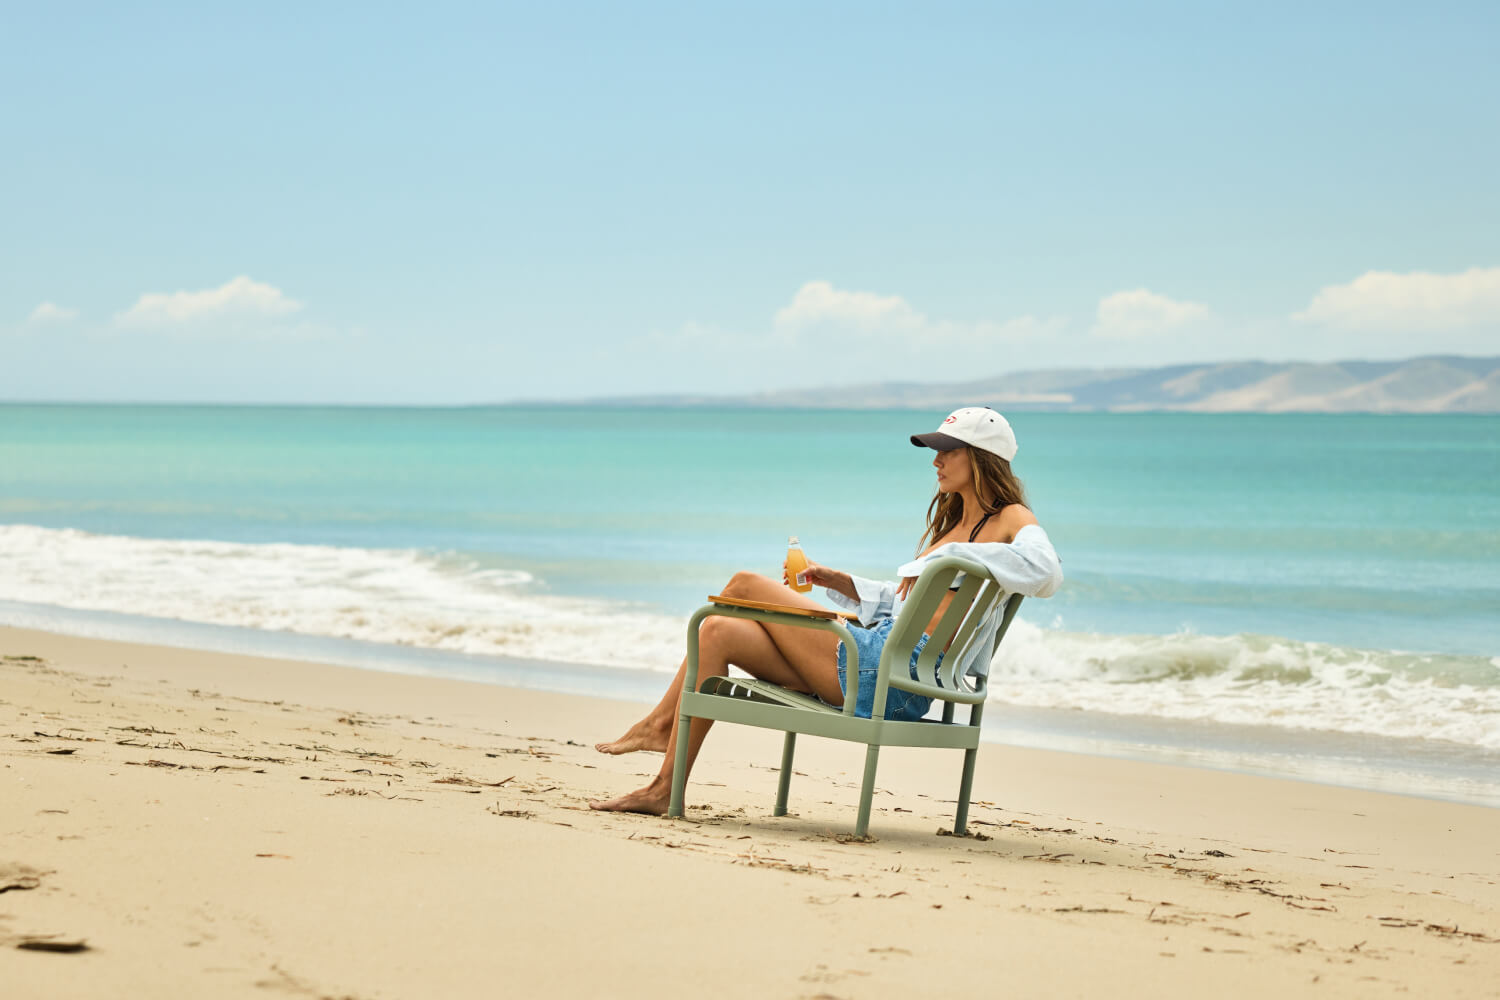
<box><xmin>667</xmin><ymin>710</ymin><xmax>692</xmax><ymax>818</ymax></box>
<box><xmin>774</xmin><ymin>732</ymin><xmax>796</xmax><ymax>816</ymax></box>
<box><xmin>953</xmin><ymin>746</ymin><xmax>979</xmax><ymax>836</ymax></box>
<box><xmin>855</xmin><ymin>744</ymin><xmax>881</xmax><ymax>838</ymax></box>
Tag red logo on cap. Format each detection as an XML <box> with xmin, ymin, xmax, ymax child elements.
<box><xmin>943</xmin><ymin>416</ymin><xmax>957</xmax><ymax>424</ymax></box>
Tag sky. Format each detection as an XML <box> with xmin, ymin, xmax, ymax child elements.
<box><xmin>3</xmin><ymin>1</ymin><xmax>1497</xmax><ymax>404</ymax></box>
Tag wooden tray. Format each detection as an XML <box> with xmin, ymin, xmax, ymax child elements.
<box><xmin>707</xmin><ymin>594</ymin><xmax>858</xmax><ymax>621</ymax></box>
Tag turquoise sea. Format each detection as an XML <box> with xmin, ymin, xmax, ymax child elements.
<box><xmin>2</xmin><ymin>405</ymin><xmax>1497</xmax><ymax>804</ymax></box>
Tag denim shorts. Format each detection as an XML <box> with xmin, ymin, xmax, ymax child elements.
<box><xmin>835</xmin><ymin>617</ymin><xmax>939</xmax><ymax>722</ymax></box>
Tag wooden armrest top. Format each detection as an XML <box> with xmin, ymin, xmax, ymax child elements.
<box><xmin>706</xmin><ymin>594</ymin><xmax>859</xmax><ymax>622</ymax></box>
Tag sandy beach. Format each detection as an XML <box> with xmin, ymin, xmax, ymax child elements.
<box><xmin>3</xmin><ymin>625</ymin><xmax>1497</xmax><ymax>998</ymax></box>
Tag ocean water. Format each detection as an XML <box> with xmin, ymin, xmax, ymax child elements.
<box><xmin>2</xmin><ymin>405</ymin><xmax>1497</xmax><ymax>803</ymax></box>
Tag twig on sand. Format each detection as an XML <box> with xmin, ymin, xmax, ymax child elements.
<box><xmin>1375</xmin><ymin>917</ymin><xmax>1500</xmax><ymax>944</ymax></box>
<box><xmin>127</xmin><ymin>759</ymin><xmax>193</xmax><ymax>769</ymax></box>
<box><xmin>17</xmin><ymin>938</ymin><xmax>89</xmax><ymax>953</ymax></box>
<box><xmin>1054</xmin><ymin>906</ymin><xmax>1126</xmax><ymax>915</ymax></box>
<box><xmin>432</xmin><ymin>775</ymin><xmax>515</xmax><ymax>788</ymax></box>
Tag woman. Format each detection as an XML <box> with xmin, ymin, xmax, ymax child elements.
<box><xmin>590</xmin><ymin>406</ymin><xmax>1063</xmax><ymax>815</ymax></box>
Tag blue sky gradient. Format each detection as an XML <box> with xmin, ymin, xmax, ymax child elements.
<box><xmin>4</xmin><ymin>2</ymin><xmax>1496</xmax><ymax>402</ymax></box>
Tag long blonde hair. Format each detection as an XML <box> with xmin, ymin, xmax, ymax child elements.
<box><xmin>918</xmin><ymin>446</ymin><xmax>1029</xmax><ymax>552</ymax></box>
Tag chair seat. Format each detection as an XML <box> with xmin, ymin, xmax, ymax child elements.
<box><xmin>698</xmin><ymin>675</ymin><xmax>837</xmax><ymax>712</ymax></box>
<box><xmin>685</xmin><ymin>678</ymin><xmax>983</xmax><ymax>750</ymax></box>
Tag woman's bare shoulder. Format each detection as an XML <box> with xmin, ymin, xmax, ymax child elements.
<box><xmin>981</xmin><ymin>504</ymin><xmax>1039</xmax><ymax>543</ymax></box>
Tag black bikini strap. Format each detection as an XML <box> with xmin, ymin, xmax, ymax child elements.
<box><xmin>968</xmin><ymin>512</ymin><xmax>994</xmax><ymax>543</ymax></box>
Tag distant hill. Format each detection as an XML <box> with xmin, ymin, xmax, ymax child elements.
<box><xmin>577</xmin><ymin>355</ymin><xmax>1500</xmax><ymax>413</ymax></box>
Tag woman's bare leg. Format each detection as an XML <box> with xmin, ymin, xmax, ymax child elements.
<box><xmin>589</xmin><ymin>604</ymin><xmax>841</xmax><ymax>814</ymax></box>
<box><xmin>592</xmin><ymin>658</ymin><xmax>685</xmax><ymax>754</ymax></box>
<box><xmin>594</xmin><ymin>571</ymin><xmax>839</xmax><ymax>755</ymax></box>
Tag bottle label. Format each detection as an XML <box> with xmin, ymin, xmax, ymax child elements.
<box><xmin>796</xmin><ymin>570</ymin><xmax>808</xmax><ymax>587</ymax></box>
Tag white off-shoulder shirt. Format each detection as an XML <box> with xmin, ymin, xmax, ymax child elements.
<box><xmin>823</xmin><ymin>523</ymin><xmax>1063</xmax><ymax>679</ymax></box>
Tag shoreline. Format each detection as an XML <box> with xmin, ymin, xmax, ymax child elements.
<box><xmin>3</xmin><ymin>625</ymin><xmax>1499</xmax><ymax>997</ymax></box>
<box><xmin>6</xmin><ymin>604</ymin><xmax>1500</xmax><ymax>810</ymax></box>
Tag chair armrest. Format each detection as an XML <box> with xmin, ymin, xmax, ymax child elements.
<box><xmin>706</xmin><ymin>594</ymin><xmax>859</xmax><ymax>622</ymax></box>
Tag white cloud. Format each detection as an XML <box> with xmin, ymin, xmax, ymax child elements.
<box><xmin>774</xmin><ymin>280</ymin><xmax>927</xmax><ymax>335</ymax></box>
<box><xmin>116</xmin><ymin>276</ymin><xmax>303</xmax><ymax>328</ymax></box>
<box><xmin>1092</xmin><ymin>288</ymin><xmax>1212</xmax><ymax>339</ymax></box>
<box><xmin>1293</xmin><ymin>266</ymin><xmax>1500</xmax><ymax>331</ymax></box>
<box><xmin>27</xmin><ymin>302</ymin><xmax>79</xmax><ymax>323</ymax></box>
<box><xmin>772</xmin><ymin>280</ymin><xmax>1059</xmax><ymax>345</ymax></box>
<box><xmin>627</xmin><ymin>281</ymin><xmax>1065</xmax><ymax>393</ymax></box>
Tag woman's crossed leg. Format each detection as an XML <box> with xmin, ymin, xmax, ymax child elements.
<box><xmin>589</xmin><ymin>572</ymin><xmax>842</xmax><ymax>815</ymax></box>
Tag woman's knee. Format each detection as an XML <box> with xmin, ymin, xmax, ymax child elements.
<box><xmin>698</xmin><ymin>615</ymin><xmax>746</xmax><ymax>651</ymax></box>
<box><xmin>722</xmin><ymin>570</ymin><xmax>773</xmax><ymax>597</ymax></box>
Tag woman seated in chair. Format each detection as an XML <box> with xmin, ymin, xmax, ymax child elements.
<box><xmin>589</xmin><ymin>407</ymin><xmax>1063</xmax><ymax>815</ymax></box>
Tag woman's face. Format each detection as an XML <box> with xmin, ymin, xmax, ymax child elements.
<box><xmin>932</xmin><ymin>448</ymin><xmax>971</xmax><ymax>494</ymax></box>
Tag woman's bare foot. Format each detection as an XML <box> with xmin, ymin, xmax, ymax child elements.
<box><xmin>594</xmin><ymin>715</ymin><xmax>670</xmax><ymax>755</ymax></box>
<box><xmin>588</xmin><ymin>784</ymin><xmax>671</xmax><ymax>815</ymax></box>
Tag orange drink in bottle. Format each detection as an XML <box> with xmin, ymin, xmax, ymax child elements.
<box><xmin>785</xmin><ymin>536</ymin><xmax>812</xmax><ymax>593</ymax></box>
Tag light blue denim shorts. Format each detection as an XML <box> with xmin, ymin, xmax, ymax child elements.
<box><xmin>836</xmin><ymin>617</ymin><xmax>939</xmax><ymax>722</ymax></box>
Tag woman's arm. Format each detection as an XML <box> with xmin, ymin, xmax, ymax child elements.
<box><xmin>786</xmin><ymin>560</ymin><xmax>898</xmax><ymax>625</ymax></box>
<box><xmin>800</xmin><ymin>562</ymin><xmax>858</xmax><ymax>603</ymax></box>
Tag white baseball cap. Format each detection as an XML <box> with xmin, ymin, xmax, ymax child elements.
<box><xmin>910</xmin><ymin>406</ymin><xmax>1018</xmax><ymax>462</ymax></box>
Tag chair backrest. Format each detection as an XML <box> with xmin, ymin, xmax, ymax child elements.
<box><xmin>877</xmin><ymin>554</ymin><xmax>1022</xmax><ymax>705</ymax></box>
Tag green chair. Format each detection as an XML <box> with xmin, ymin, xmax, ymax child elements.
<box><xmin>667</xmin><ymin>555</ymin><xmax>1024</xmax><ymax>838</ymax></box>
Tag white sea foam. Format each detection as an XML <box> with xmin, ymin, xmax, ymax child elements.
<box><xmin>0</xmin><ymin>525</ymin><xmax>688</xmax><ymax>672</ymax></box>
<box><xmin>3</xmin><ymin>524</ymin><xmax>1497</xmax><ymax>751</ymax></box>
<box><xmin>990</xmin><ymin>620</ymin><xmax>1500</xmax><ymax>750</ymax></box>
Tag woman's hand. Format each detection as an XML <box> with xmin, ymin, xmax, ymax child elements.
<box><xmin>782</xmin><ymin>559</ymin><xmax>830</xmax><ymax>589</ymax></box>
<box><xmin>784</xmin><ymin>560</ymin><xmax>858</xmax><ymax>602</ymax></box>
<box><xmin>800</xmin><ymin>561</ymin><xmax>840</xmax><ymax>591</ymax></box>
<box><xmin>896</xmin><ymin>576</ymin><xmax>918</xmax><ymax>600</ymax></box>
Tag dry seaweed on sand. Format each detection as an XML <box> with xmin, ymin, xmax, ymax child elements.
<box><xmin>0</xmin><ymin>864</ymin><xmax>46</xmax><ymax>893</ymax></box>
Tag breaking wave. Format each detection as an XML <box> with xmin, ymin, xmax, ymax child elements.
<box><xmin>2</xmin><ymin>524</ymin><xmax>1496</xmax><ymax>750</ymax></box>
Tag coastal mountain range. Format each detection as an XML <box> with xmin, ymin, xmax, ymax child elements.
<box><xmin>589</xmin><ymin>355</ymin><xmax>1500</xmax><ymax>413</ymax></box>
